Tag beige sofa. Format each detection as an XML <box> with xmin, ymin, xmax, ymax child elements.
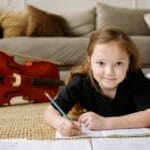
<box><xmin>0</xmin><ymin>3</ymin><xmax>150</xmax><ymax>75</ymax></box>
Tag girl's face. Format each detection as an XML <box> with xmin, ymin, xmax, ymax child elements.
<box><xmin>90</xmin><ymin>42</ymin><xmax>130</xmax><ymax>91</ymax></box>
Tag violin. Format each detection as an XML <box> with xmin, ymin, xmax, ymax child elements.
<box><xmin>0</xmin><ymin>50</ymin><xmax>64</xmax><ymax>105</ymax></box>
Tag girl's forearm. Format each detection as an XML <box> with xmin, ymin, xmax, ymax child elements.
<box><xmin>43</xmin><ymin>105</ymin><xmax>64</xmax><ymax>129</ymax></box>
<box><xmin>104</xmin><ymin>109</ymin><xmax>150</xmax><ymax>130</ymax></box>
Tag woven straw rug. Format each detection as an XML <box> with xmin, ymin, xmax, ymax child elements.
<box><xmin>0</xmin><ymin>97</ymin><xmax>55</xmax><ymax>140</ymax></box>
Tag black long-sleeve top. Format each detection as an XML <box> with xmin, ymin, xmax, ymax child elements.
<box><xmin>52</xmin><ymin>69</ymin><xmax>150</xmax><ymax>117</ymax></box>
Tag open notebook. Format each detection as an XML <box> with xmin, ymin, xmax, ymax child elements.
<box><xmin>0</xmin><ymin>139</ymin><xmax>91</xmax><ymax>150</ymax></box>
<box><xmin>1</xmin><ymin>138</ymin><xmax>150</xmax><ymax>150</ymax></box>
<box><xmin>91</xmin><ymin>138</ymin><xmax>150</xmax><ymax>150</ymax></box>
<box><xmin>55</xmin><ymin>126</ymin><xmax>150</xmax><ymax>139</ymax></box>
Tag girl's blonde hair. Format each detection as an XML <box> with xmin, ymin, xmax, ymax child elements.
<box><xmin>66</xmin><ymin>27</ymin><xmax>140</xmax><ymax>84</ymax></box>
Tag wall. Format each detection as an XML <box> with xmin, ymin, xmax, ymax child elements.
<box><xmin>0</xmin><ymin>0</ymin><xmax>150</xmax><ymax>12</ymax></box>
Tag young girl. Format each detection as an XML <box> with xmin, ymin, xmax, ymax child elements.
<box><xmin>44</xmin><ymin>27</ymin><xmax>150</xmax><ymax>136</ymax></box>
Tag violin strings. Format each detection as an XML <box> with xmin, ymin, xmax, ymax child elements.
<box><xmin>22</xmin><ymin>76</ymin><xmax>58</xmax><ymax>86</ymax></box>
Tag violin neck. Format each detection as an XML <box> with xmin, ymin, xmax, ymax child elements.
<box><xmin>31</xmin><ymin>77</ymin><xmax>64</xmax><ymax>86</ymax></box>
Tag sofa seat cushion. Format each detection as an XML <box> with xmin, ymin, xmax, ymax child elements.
<box><xmin>0</xmin><ymin>36</ymin><xmax>149</xmax><ymax>69</ymax></box>
<box><xmin>0</xmin><ymin>37</ymin><xmax>88</xmax><ymax>66</ymax></box>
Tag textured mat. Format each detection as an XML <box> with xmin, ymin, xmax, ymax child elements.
<box><xmin>0</xmin><ymin>97</ymin><xmax>55</xmax><ymax>140</ymax></box>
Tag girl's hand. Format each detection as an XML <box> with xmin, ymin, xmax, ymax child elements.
<box><xmin>78</xmin><ymin>112</ymin><xmax>106</xmax><ymax>130</ymax></box>
<box><xmin>57</xmin><ymin>118</ymin><xmax>81</xmax><ymax>136</ymax></box>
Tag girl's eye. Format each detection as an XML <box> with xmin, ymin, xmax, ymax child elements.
<box><xmin>116</xmin><ymin>62</ymin><xmax>123</xmax><ymax>66</ymax></box>
<box><xmin>97</xmin><ymin>62</ymin><xmax>104</xmax><ymax>66</ymax></box>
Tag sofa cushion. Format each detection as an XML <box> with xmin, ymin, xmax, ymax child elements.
<box><xmin>131</xmin><ymin>36</ymin><xmax>150</xmax><ymax>68</ymax></box>
<box><xmin>61</xmin><ymin>8</ymin><xmax>95</xmax><ymax>36</ymax></box>
<box><xmin>96</xmin><ymin>3</ymin><xmax>150</xmax><ymax>35</ymax></box>
<box><xmin>144</xmin><ymin>13</ymin><xmax>150</xmax><ymax>29</ymax></box>
<box><xmin>0</xmin><ymin>10</ymin><xmax>28</xmax><ymax>37</ymax></box>
<box><xmin>26</xmin><ymin>5</ymin><xmax>66</xmax><ymax>37</ymax></box>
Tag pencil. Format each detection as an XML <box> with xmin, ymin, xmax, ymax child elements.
<box><xmin>44</xmin><ymin>92</ymin><xmax>73</xmax><ymax>123</ymax></box>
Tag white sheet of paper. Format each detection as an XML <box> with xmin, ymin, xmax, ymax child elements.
<box><xmin>17</xmin><ymin>139</ymin><xmax>91</xmax><ymax>150</ymax></box>
<box><xmin>0</xmin><ymin>139</ymin><xmax>26</xmax><ymax>150</ymax></box>
<box><xmin>55</xmin><ymin>126</ymin><xmax>150</xmax><ymax>139</ymax></box>
<box><xmin>91</xmin><ymin>138</ymin><xmax>150</xmax><ymax>150</ymax></box>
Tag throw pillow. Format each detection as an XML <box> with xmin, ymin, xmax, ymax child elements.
<box><xmin>96</xmin><ymin>3</ymin><xmax>150</xmax><ymax>35</ymax></box>
<box><xmin>26</xmin><ymin>5</ymin><xmax>66</xmax><ymax>36</ymax></box>
<box><xmin>0</xmin><ymin>10</ymin><xmax>28</xmax><ymax>37</ymax></box>
<box><xmin>144</xmin><ymin>13</ymin><xmax>150</xmax><ymax>29</ymax></box>
<box><xmin>61</xmin><ymin>8</ymin><xmax>95</xmax><ymax>36</ymax></box>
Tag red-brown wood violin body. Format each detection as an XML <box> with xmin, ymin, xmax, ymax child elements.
<box><xmin>0</xmin><ymin>51</ymin><xmax>64</xmax><ymax>105</ymax></box>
